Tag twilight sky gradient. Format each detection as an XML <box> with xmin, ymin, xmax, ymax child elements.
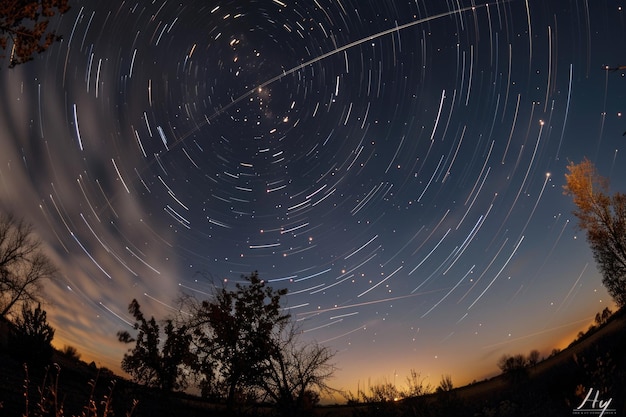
<box><xmin>1</xmin><ymin>0</ymin><xmax>625</xmax><ymax>396</ymax></box>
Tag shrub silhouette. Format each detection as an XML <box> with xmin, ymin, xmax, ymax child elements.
<box><xmin>8</xmin><ymin>302</ymin><xmax>54</xmax><ymax>365</ymax></box>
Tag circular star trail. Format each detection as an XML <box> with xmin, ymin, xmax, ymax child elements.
<box><xmin>1</xmin><ymin>0</ymin><xmax>625</xmax><ymax>391</ymax></box>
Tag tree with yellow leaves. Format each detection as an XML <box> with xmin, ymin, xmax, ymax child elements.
<box><xmin>564</xmin><ymin>158</ymin><xmax>626</xmax><ymax>307</ymax></box>
<box><xmin>0</xmin><ymin>0</ymin><xmax>70</xmax><ymax>68</ymax></box>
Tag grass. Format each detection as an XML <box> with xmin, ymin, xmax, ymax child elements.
<box><xmin>2</xmin><ymin>361</ymin><xmax>137</xmax><ymax>417</ymax></box>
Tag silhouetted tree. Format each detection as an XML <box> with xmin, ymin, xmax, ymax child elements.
<box><xmin>8</xmin><ymin>302</ymin><xmax>54</xmax><ymax>364</ymax></box>
<box><xmin>527</xmin><ymin>349</ymin><xmax>541</xmax><ymax>366</ymax></box>
<box><xmin>402</xmin><ymin>369</ymin><xmax>432</xmax><ymax>398</ymax></box>
<box><xmin>61</xmin><ymin>344</ymin><xmax>81</xmax><ymax>361</ymax></box>
<box><xmin>184</xmin><ymin>272</ymin><xmax>290</xmax><ymax>410</ymax></box>
<box><xmin>497</xmin><ymin>353</ymin><xmax>528</xmax><ymax>383</ymax></box>
<box><xmin>497</xmin><ymin>354</ymin><xmax>527</xmax><ymax>372</ymax></box>
<box><xmin>348</xmin><ymin>370</ymin><xmax>433</xmax><ymax>404</ymax></box>
<box><xmin>595</xmin><ymin>307</ymin><xmax>613</xmax><ymax>326</ymax></box>
<box><xmin>118</xmin><ymin>299</ymin><xmax>192</xmax><ymax>392</ymax></box>
<box><xmin>355</xmin><ymin>381</ymin><xmax>401</xmax><ymax>403</ymax></box>
<box><xmin>436</xmin><ymin>374</ymin><xmax>454</xmax><ymax>393</ymax></box>
<box><xmin>257</xmin><ymin>325</ymin><xmax>336</xmax><ymax>417</ymax></box>
<box><xmin>0</xmin><ymin>0</ymin><xmax>70</xmax><ymax>68</ymax></box>
<box><xmin>0</xmin><ymin>211</ymin><xmax>57</xmax><ymax>319</ymax></box>
<box><xmin>435</xmin><ymin>374</ymin><xmax>464</xmax><ymax>416</ymax></box>
<box><xmin>564</xmin><ymin>158</ymin><xmax>626</xmax><ymax>306</ymax></box>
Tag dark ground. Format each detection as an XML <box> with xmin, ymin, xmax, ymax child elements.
<box><xmin>1</xmin><ymin>309</ymin><xmax>625</xmax><ymax>417</ymax></box>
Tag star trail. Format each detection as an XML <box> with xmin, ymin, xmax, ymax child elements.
<box><xmin>1</xmin><ymin>0</ymin><xmax>625</xmax><ymax>394</ymax></box>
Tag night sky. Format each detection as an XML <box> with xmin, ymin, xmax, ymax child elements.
<box><xmin>1</xmin><ymin>0</ymin><xmax>625</xmax><ymax>396</ymax></box>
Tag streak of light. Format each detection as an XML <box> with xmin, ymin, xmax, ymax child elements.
<box><xmin>465</xmin><ymin>45</ymin><xmax>474</xmax><ymax>106</ymax></box>
<box><xmin>70</xmin><ymin>232</ymin><xmax>112</xmax><ymax>279</ymax></box>
<box><xmin>72</xmin><ymin>104</ymin><xmax>84</xmax><ymax>151</ymax></box>
<box><xmin>38</xmin><ymin>203</ymin><xmax>69</xmax><ymax>253</ymax></box>
<box><xmin>384</xmin><ymin>136</ymin><xmax>404</xmax><ymax>174</ymax></box>
<box><xmin>249</xmin><ymin>242</ymin><xmax>281</xmax><ymax>249</ymax></box>
<box><xmin>411</xmin><ymin>209</ymin><xmax>451</xmax><ymax>256</ymax></box>
<box><xmin>62</xmin><ymin>7</ymin><xmax>82</xmax><ymax>87</ymax></box>
<box><xmin>284</xmin><ymin>303</ymin><xmax>310</xmax><ymax>310</ymax></box>
<box><xmin>303</xmin><ymin>319</ymin><xmax>342</xmax><ymax>333</ymax></box>
<box><xmin>502</xmin><ymin>94</ymin><xmax>520</xmax><ymax>164</ymax></box>
<box><xmin>345</xmin><ymin>235</ymin><xmax>378</xmax><ymax>259</ymax></box>
<box><xmin>154</xmin><ymin>3</ymin><xmax>502</xmax><ymax>158</ymax></box>
<box><xmin>442</xmin><ymin>125</ymin><xmax>466</xmax><ymax>183</ymax></box>
<box><xmin>610</xmin><ymin>149</ymin><xmax>619</xmax><ymax>177</ymax></box>
<box><xmin>517</xmin><ymin>172</ymin><xmax>551</xmax><ymax>237</ymax></box>
<box><xmin>501</xmin><ymin>44</ymin><xmax>512</xmax><ymax>121</ymax></box>
<box><xmin>297</xmin><ymin>289</ymin><xmax>444</xmax><ymax>317</ymax></box>
<box><xmin>457</xmin><ymin>168</ymin><xmax>491</xmax><ymax>229</ymax></box>
<box><xmin>143</xmin><ymin>292</ymin><xmax>183</xmax><ymax>313</ymax></box>
<box><xmin>320</xmin><ymin>325</ymin><xmax>366</xmax><ymax>343</ymax></box>
<box><xmin>80</xmin><ymin>213</ymin><xmax>137</xmax><ymax>276</ymax></box>
<box><xmin>125</xmin><ymin>246</ymin><xmax>161</xmax><ymax>274</ymax></box>
<box><xmin>111</xmin><ymin>159</ymin><xmax>131</xmax><ymax>194</ymax></box>
<box><xmin>417</xmin><ymin>155</ymin><xmax>445</xmax><ymax>202</ymax></box>
<box><xmin>134</xmin><ymin>129</ymin><xmax>147</xmax><ymax>157</ymax></box>
<box><xmin>310</xmin><ymin>274</ymin><xmax>354</xmax><ymax>294</ymax></box>
<box><xmin>445</xmin><ymin>211</ymin><xmax>489</xmax><ymax>274</ymax></box>
<box><xmin>495</xmin><ymin>119</ymin><xmax>545</xmax><ymax>240</ymax></box>
<box><xmin>543</xmin><ymin>26</ymin><xmax>552</xmax><ymax>112</ymax></box>
<box><xmin>357</xmin><ymin>265</ymin><xmax>403</xmax><ymax>298</ymax></box>
<box><xmin>555</xmin><ymin>263</ymin><xmax>588</xmax><ymax>314</ymax></box>
<box><xmin>306</xmin><ymin>184</ymin><xmax>327</xmax><ymax>199</ymax></box>
<box><xmin>281</xmin><ymin>222</ymin><xmax>309</xmax><ymax>234</ymax></box>
<box><xmin>129</xmin><ymin>48</ymin><xmax>137</xmax><ymax>78</ymax></box>
<box><xmin>463</xmin><ymin>140</ymin><xmax>494</xmax><ymax>206</ymax></box>
<box><xmin>267</xmin><ymin>275</ymin><xmax>296</xmax><ymax>282</ymax></box>
<box><xmin>468</xmin><ymin>236</ymin><xmax>525</xmax><ymax>310</ymax></box>
<box><xmin>556</xmin><ymin>65</ymin><xmax>573</xmax><ymax>160</ymax></box>
<box><xmin>182</xmin><ymin>148</ymin><xmax>200</xmax><ymax>169</ymax></box>
<box><xmin>312</xmin><ymin>187</ymin><xmax>336</xmax><ymax>206</ymax></box>
<box><xmin>524</xmin><ymin>0</ymin><xmax>533</xmax><ymax>73</ymax></box>
<box><xmin>381</xmin><ymin>226</ymin><xmax>424</xmax><ymax>268</ymax></box>
<box><xmin>164</xmin><ymin>205</ymin><xmax>191</xmax><ymax>229</ymax></box>
<box><xmin>411</xmin><ymin>241</ymin><xmax>459</xmax><ymax>294</ymax></box>
<box><xmin>208</xmin><ymin>218</ymin><xmax>232</xmax><ymax>228</ymax></box>
<box><xmin>178</xmin><ymin>282</ymin><xmax>211</xmax><ymax>296</ymax></box>
<box><xmin>481</xmin><ymin>316</ymin><xmax>594</xmax><ymax>349</ymax></box>
<box><xmin>289</xmin><ymin>283</ymin><xmax>326</xmax><ymax>295</ymax></box>
<box><xmin>294</xmin><ymin>268</ymin><xmax>332</xmax><ymax>282</ymax></box>
<box><xmin>99</xmin><ymin>302</ymin><xmax>133</xmax><ymax>327</ymax></box>
<box><xmin>37</xmin><ymin>84</ymin><xmax>44</xmax><ymax>138</ymax></box>
<box><xmin>409</xmin><ymin>228</ymin><xmax>451</xmax><ymax>276</ymax></box>
<box><xmin>76</xmin><ymin>175</ymin><xmax>101</xmax><ymax>222</ymax></box>
<box><xmin>458</xmin><ymin>237</ymin><xmax>509</xmax><ymax>303</ymax></box>
<box><xmin>429</xmin><ymin>90</ymin><xmax>446</xmax><ymax>142</ymax></box>
<box><xmin>421</xmin><ymin>265</ymin><xmax>475</xmax><ymax>318</ymax></box>
<box><xmin>330</xmin><ymin>312</ymin><xmax>359</xmax><ymax>320</ymax></box>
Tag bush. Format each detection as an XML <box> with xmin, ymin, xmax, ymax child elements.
<box><xmin>8</xmin><ymin>303</ymin><xmax>55</xmax><ymax>365</ymax></box>
<box><xmin>62</xmin><ymin>345</ymin><xmax>81</xmax><ymax>361</ymax></box>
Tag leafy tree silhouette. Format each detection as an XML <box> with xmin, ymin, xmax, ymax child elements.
<box><xmin>187</xmin><ymin>271</ymin><xmax>290</xmax><ymax>410</ymax></box>
<box><xmin>0</xmin><ymin>0</ymin><xmax>70</xmax><ymax>68</ymax></box>
<box><xmin>118</xmin><ymin>299</ymin><xmax>192</xmax><ymax>392</ymax></box>
<box><xmin>564</xmin><ymin>158</ymin><xmax>626</xmax><ymax>307</ymax></box>
<box><xmin>8</xmin><ymin>302</ymin><xmax>54</xmax><ymax>365</ymax></box>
